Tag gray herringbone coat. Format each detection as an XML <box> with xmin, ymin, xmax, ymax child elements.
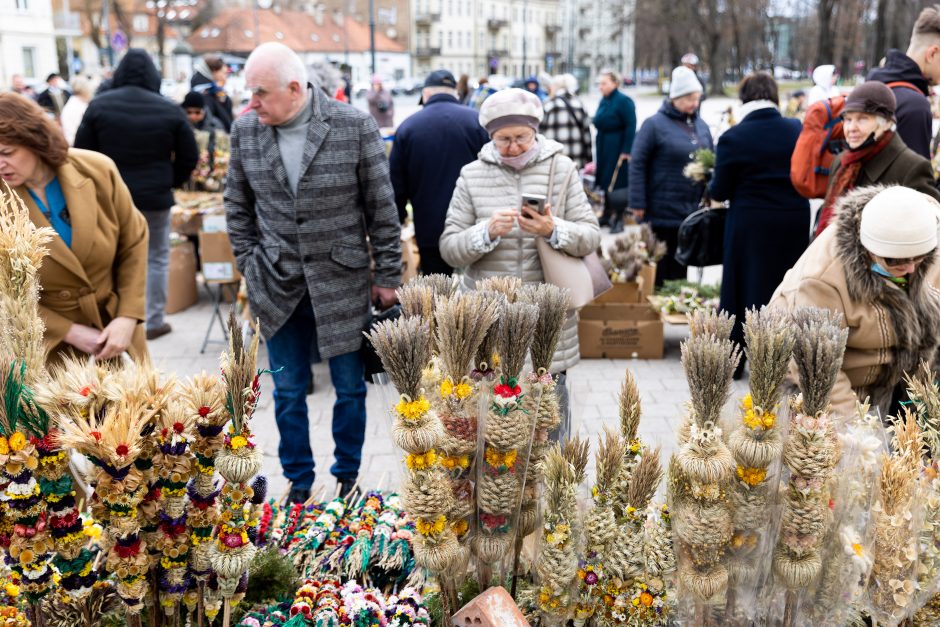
<box><xmin>225</xmin><ymin>87</ymin><xmax>402</xmax><ymax>358</ymax></box>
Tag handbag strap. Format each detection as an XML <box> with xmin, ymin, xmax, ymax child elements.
<box><xmin>608</xmin><ymin>156</ymin><xmax>625</xmax><ymax>193</ymax></box>
<box><xmin>546</xmin><ymin>154</ymin><xmax>559</xmax><ymax>205</ymax></box>
<box><xmin>546</xmin><ymin>158</ymin><xmax>576</xmax><ymax>218</ymax></box>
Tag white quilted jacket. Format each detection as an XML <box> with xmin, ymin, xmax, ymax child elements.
<box><xmin>439</xmin><ymin>137</ymin><xmax>601</xmax><ymax>373</ymax></box>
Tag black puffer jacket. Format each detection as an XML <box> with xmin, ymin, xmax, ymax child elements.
<box><xmin>75</xmin><ymin>49</ymin><xmax>198</xmax><ymax>211</ymax></box>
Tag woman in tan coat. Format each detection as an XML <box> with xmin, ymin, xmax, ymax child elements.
<box><xmin>0</xmin><ymin>93</ymin><xmax>149</xmax><ymax>363</ymax></box>
<box><xmin>771</xmin><ymin>185</ymin><xmax>940</xmax><ymax>418</ymax></box>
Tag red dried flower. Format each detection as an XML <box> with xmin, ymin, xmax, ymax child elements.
<box><xmin>198</xmin><ymin>406</ymin><xmax>211</xmax><ymax>418</ymax></box>
<box><xmin>116</xmin><ymin>444</ymin><xmax>129</xmax><ymax>457</ymax></box>
<box><xmin>173</xmin><ymin>422</ymin><xmax>185</xmax><ymax>434</ymax></box>
<box><xmin>90</xmin><ymin>431</ymin><xmax>101</xmax><ymax>442</ymax></box>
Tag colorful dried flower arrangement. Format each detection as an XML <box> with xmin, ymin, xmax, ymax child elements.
<box><xmin>474</xmin><ymin>300</ymin><xmax>539</xmax><ymax>569</ymax></box>
<box><xmin>209</xmin><ymin>311</ymin><xmax>265</xmax><ymax>620</ymax></box>
<box><xmin>366</xmin><ymin>316</ymin><xmax>460</xmax><ymax>582</ymax></box>
<box><xmin>669</xmin><ymin>310</ymin><xmax>740</xmax><ymax>619</ymax></box>
<box><xmin>724</xmin><ymin>306</ymin><xmax>794</xmax><ymax>619</ymax></box>
<box><xmin>772</xmin><ymin>307</ymin><xmax>846</xmax><ymax>624</ymax></box>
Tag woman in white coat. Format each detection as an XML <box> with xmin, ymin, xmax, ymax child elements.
<box><xmin>439</xmin><ymin>88</ymin><xmax>601</xmax><ymax>422</ymax></box>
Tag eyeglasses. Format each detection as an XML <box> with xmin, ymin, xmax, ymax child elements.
<box><xmin>493</xmin><ymin>133</ymin><xmax>535</xmax><ymax>149</ymax></box>
<box><xmin>883</xmin><ymin>252</ymin><xmax>932</xmax><ymax>267</ymax></box>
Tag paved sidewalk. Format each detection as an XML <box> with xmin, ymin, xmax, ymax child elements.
<box><xmin>152</xmin><ymin>273</ymin><xmax>744</xmax><ymax>499</ymax></box>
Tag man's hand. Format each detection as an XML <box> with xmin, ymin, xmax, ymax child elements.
<box><xmin>488</xmin><ymin>209</ymin><xmax>518</xmax><ymax>240</ymax></box>
<box><xmin>371</xmin><ymin>285</ymin><xmax>398</xmax><ymax>310</ymax></box>
<box><xmin>631</xmin><ymin>208</ymin><xmax>646</xmax><ymax>222</ymax></box>
<box><xmin>95</xmin><ymin>316</ymin><xmax>137</xmax><ymax>361</ymax></box>
<box><xmin>64</xmin><ymin>323</ymin><xmax>102</xmax><ymax>356</ymax></box>
<box><xmin>518</xmin><ymin>204</ymin><xmax>555</xmax><ymax>237</ymax></box>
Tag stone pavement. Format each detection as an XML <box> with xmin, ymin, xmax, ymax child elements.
<box><xmin>151</xmin><ymin>262</ymin><xmax>743</xmax><ymax>499</ymax></box>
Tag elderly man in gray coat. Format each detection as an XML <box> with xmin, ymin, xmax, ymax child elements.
<box><xmin>225</xmin><ymin>42</ymin><xmax>401</xmax><ymax>505</ymax></box>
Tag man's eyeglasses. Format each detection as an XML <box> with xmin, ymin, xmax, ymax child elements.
<box><xmin>883</xmin><ymin>252</ymin><xmax>933</xmax><ymax>267</ymax></box>
<box><xmin>493</xmin><ymin>133</ymin><xmax>535</xmax><ymax>149</ymax></box>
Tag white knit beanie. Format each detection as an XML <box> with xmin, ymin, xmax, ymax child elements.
<box><xmin>478</xmin><ymin>87</ymin><xmax>544</xmax><ymax>134</ymax></box>
<box><xmin>669</xmin><ymin>66</ymin><xmax>703</xmax><ymax>99</ymax></box>
<box><xmin>859</xmin><ymin>187</ymin><xmax>939</xmax><ymax>258</ymax></box>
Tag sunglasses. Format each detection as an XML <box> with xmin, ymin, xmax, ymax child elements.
<box><xmin>883</xmin><ymin>252</ymin><xmax>932</xmax><ymax>267</ymax></box>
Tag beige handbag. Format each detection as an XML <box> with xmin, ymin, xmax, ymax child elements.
<box><xmin>535</xmin><ymin>156</ymin><xmax>612</xmax><ymax>309</ymax></box>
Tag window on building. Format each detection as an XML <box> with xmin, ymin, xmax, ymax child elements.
<box><xmin>446</xmin><ymin>0</ymin><xmax>452</xmax><ymax>15</ymax></box>
<box><xmin>21</xmin><ymin>47</ymin><xmax>35</xmax><ymax>78</ymax></box>
<box><xmin>447</xmin><ymin>31</ymin><xmax>453</xmax><ymax>48</ymax></box>
<box><xmin>133</xmin><ymin>14</ymin><xmax>149</xmax><ymax>32</ymax></box>
<box><xmin>15</xmin><ymin>0</ymin><xmax>28</xmax><ymax>11</ymax></box>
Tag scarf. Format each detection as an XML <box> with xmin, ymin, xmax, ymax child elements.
<box><xmin>815</xmin><ymin>130</ymin><xmax>894</xmax><ymax>237</ymax></box>
<box><xmin>872</xmin><ymin>262</ymin><xmax>909</xmax><ymax>288</ymax></box>
<box><xmin>499</xmin><ymin>139</ymin><xmax>541</xmax><ymax>171</ymax></box>
<box><xmin>738</xmin><ymin>99</ymin><xmax>778</xmax><ymax>120</ymax></box>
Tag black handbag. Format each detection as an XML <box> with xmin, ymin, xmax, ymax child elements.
<box><xmin>675</xmin><ymin>205</ymin><xmax>727</xmax><ymax>267</ymax></box>
<box><xmin>604</xmin><ymin>157</ymin><xmax>630</xmax><ymax>217</ymax></box>
<box><xmin>361</xmin><ymin>304</ymin><xmax>402</xmax><ymax>383</ymax></box>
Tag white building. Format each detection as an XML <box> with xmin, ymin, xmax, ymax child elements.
<box><xmin>0</xmin><ymin>0</ymin><xmax>58</xmax><ymax>88</ymax></box>
<box><xmin>560</xmin><ymin>0</ymin><xmax>634</xmax><ymax>83</ymax></box>
<box><xmin>411</xmin><ymin>0</ymin><xmax>563</xmax><ymax>80</ymax></box>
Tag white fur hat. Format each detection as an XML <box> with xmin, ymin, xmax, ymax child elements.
<box><xmin>669</xmin><ymin>66</ymin><xmax>703</xmax><ymax>99</ymax></box>
<box><xmin>860</xmin><ymin>186</ymin><xmax>939</xmax><ymax>259</ymax></box>
<box><xmin>478</xmin><ymin>87</ymin><xmax>544</xmax><ymax>134</ymax></box>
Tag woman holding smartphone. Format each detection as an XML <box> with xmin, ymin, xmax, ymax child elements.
<box><xmin>440</xmin><ymin>88</ymin><xmax>600</xmax><ymax>423</ymax></box>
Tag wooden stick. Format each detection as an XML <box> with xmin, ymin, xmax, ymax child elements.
<box><xmin>782</xmin><ymin>590</ymin><xmax>797</xmax><ymax>627</ymax></box>
<box><xmin>510</xmin><ymin>533</ymin><xmax>523</xmax><ymax>599</ymax></box>
<box><xmin>376</xmin><ymin>471</ymin><xmax>389</xmax><ymax>493</ymax></box>
<box><xmin>222</xmin><ymin>600</ymin><xmax>231</xmax><ymax>627</ymax></box>
<box><xmin>197</xmin><ymin>581</ymin><xmax>206</xmax><ymax>627</ymax></box>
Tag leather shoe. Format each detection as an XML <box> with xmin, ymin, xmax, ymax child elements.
<box><xmin>609</xmin><ymin>219</ymin><xmax>624</xmax><ymax>234</ymax></box>
<box><xmin>145</xmin><ymin>323</ymin><xmax>172</xmax><ymax>340</ymax></box>
<box><xmin>284</xmin><ymin>486</ymin><xmax>311</xmax><ymax>506</ymax></box>
<box><xmin>337</xmin><ymin>476</ymin><xmax>359</xmax><ymax>502</ymax></box>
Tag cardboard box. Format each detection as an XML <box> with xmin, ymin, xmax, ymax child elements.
<box><xmin>166</xmin><ymin>239</ymin><xmax>199</xmax><ymax>314</ymax></box>
<box><xmin>638</xmin><ymin>263</ymin><xmax>657</xmax><ymax>298</ymax></box>
<box><xmin>578</xmin><ymin>304</ymin><xmax>664</xmax><ymax>359</ymax></box>
<box><xmin>198</xmin><ymin>231</ymin><xmax>242</xmax><ymax>284</ymax></box>
<box><xmin>591</xmin><ymin>278</ymin><xmax>645</xmax><ymax>305</ymax></box>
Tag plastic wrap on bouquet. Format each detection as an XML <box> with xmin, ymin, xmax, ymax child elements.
<box><xmin>865</xmin><ymin>410</ymin><xmax>925</xmax><ymax>626</ymax></box>
<box><xmin>725</xmin><ymin>307</ymin><xmax>794</xmax><ymax>622</ymax></box>
<box><xmin>473</xmin><ymin>301</ymin><xmax>538</xmax><ymax>569</ymax></box>
<box><xmin>770</xmin><ymin>307</ymin><xmax>846</xmax><ymax>624</ymax></box>
<box><xmin>803</xmin><ymin>406</ymin><xmax>883</xmax><ymax>627</ymax></box>
<box><xmin>669</xmin><ymin>311</ymin><xmax>740</xmax><ymax>618</ymax></box>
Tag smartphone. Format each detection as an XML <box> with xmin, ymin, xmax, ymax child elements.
<box><xmin>521</xmin><ymin>193</ymin><xmax>547</xmax><ymax>215</ymax></box>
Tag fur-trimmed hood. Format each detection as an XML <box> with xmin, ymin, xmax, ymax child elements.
<box><xmin>834</xmin><ymin>185</ymin><xmax>940</xmax><ymax>397</ymax></box>
<box><xmin>771</xmin><ymin>184</ymin><xmax>940</xmax><ymax>417</ymax></box>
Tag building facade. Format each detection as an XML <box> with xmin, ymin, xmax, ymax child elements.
<box><xmin>410</xmin><ymin>0</ymin><xmax>562</xmax><ymax>81</ymax></box>
<box><xmin>0</xmin><ymin>0</ymin><xmax>58</xmax><ymax>88</ymax></box>
<box><xmin>559</xmin><ymin>0</ymin><xmax>634</xmax><ymax>85</ymax></box>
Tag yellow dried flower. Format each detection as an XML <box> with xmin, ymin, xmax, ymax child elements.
<box><xmin>395</xmin><ymin>396</ymin><xmax>430</xmax><ymax>421</ymax></box>
<box><xmin>0</xmin><ymin>437</ymin><xmax>8</xmax><ymax>456</ymax></box>
<box><xmin>4</xmin><ymin>583</ymin><xmax>19</xmax><ymax>598</ymax></box>
<box><xmin>405</xmin><ymin>450</ymin><xmax>437</xmax><ymax>471</ymax></box>
<box><xmin>229</xmin><ymin>435</ymin><xmax>248</xmax><ymax>450</ymax></box>
<box><xmin>8</xmin><ymin>432</ymin><xmax>26</xmax><ymax>452</ymax></box>
<box><xmin>415</xmin><ymin>515</ymin><xmax>447</xmax><ymax>537</ymax></box>
<box><xmin>736</xmin><ymin>465</ymin><xmax>767</xmax><ymax>486</ymax></box>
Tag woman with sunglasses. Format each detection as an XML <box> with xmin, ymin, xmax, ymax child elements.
<box><xmin>815</xmin><ymin>81</ymin><xmax>940</xmax><ymax>236</ymax></box>
<box><xmin>440</xmin><ymin>88</ymin><xmax>600</xmax><ymax>425</ymax></box>
<box><xmin>771</xmin><ymin>185</ymin><xmax>940</xmax><ymax>419</ymax></box>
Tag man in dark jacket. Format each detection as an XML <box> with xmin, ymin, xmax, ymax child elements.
<box><xmin>867</xmin><ymin>6</ymin><xmax>940</xmax><ymax>160</ymax></box>
<box><xmin>75</xmin><ymin>49</ymin><xmax>199</xmax><ymax>341</ymax></box>
<box><xmin>36</xmin><ymin>73</ymin><xmax>70</xmax><ymax>118</ymax></box>
<box><xmin>389</xmin><ymin>70</ymin><xmax>489</xmax><ymax>275</ymax></box>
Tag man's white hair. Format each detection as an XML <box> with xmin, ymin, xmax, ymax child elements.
<box><xmin>246</xmin><ymin>42</ymin><xmax>308</xmax><ymax>87</ymax></box>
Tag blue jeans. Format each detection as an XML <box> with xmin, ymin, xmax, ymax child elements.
<box><xmin>265</xmin><ymin>294</ymin><xmax>367</xmax><ymax>489</ymax></box>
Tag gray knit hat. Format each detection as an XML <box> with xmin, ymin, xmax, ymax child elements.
<box><xmin>844</xmin><ymin>81</ymin><xmax>897</xmax><ymax>121</ymax></box>
<box><xmin>478</xmin><ymin>88</ymin><xmax>544</xmax><ymax>134</ymax></box>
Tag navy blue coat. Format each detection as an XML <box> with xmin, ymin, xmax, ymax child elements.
<box><xmin>629</xmin><ymin>100</ymin><xmax>713</xmax><ymax>228</ymax></box>
<box><xmin>389</xmin><ymin>94</ymin><xmax>490</xmax><ymax>248</ymax></box>
<box><xmin>708</xmin><ymin>107</ymin><xmax>809</xmax><ymax>345</ymax></box>
<box><xmin>592</xmin><ymin>90</ymin><xmax>636</xmax><ymax>191</ymax></box>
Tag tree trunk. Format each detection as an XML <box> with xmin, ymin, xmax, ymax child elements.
<box><xmin>816</xmin><ymin>0</ymin><xmax>837</xmax><ymax>65</ymax></box>
<box><xmin>873</xmin><ymin>0</ymin><xmax>889</xmax><ymax>67</ymax></box>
